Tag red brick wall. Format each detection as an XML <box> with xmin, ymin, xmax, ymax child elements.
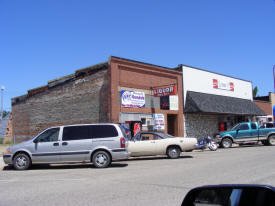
<box><xmin>254</xmin><ymin>100</ymin><xmax>272</xmax><ymax>116</ymax></box>
<box><xmin>109</xmin><ymin>57</ymin><xmax>184</xmax><ymax>136</ymax></box>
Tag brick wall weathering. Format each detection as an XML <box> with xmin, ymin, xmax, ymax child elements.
<box><xmin>12</xmin><ymin>69</ymin><xmax>109</xmax><ymax>142</ymax></box>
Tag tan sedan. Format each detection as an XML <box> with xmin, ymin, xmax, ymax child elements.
<box><xmin>127</xmin><ymin>132</ymin><xmax>197</xmax><ymax>158</ymax></box>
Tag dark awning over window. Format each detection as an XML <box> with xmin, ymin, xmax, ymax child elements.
<box><xmin>185</xmin><ymin>91</ymin><xmax>266</xmax><ymax>116</ymax></box>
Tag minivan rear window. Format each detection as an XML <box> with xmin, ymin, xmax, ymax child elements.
<box><xmin>90</xmin><ymin>125</ymin><xmax>118</xmax><ymax>138</ymax></box>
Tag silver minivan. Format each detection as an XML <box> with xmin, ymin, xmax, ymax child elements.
<box><xmin>3</xmin><ymin>123</ymin><xmax>131</xmax><ymax>170</ymax></box>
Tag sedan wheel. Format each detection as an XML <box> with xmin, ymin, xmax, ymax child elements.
<box><xmin>92</xmin><ymin>151</ymin><xmax>111</xmax><ymax>168</ymax></box>
<box><xmin>167</xmin><ymin>147</ymin><xmax>181</xmax><ymax>159</ymax></box>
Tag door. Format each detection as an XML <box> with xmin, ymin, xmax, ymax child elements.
<box><xmin>167</xmin><ymin>114</ymin><xmax>177</xmax><ymax>136</ymax></box>
<box><xmin>129</xmin><ymin>133</ymin><xmax>157</xmax><ymax>156</ymax></box>
<box><xmin>235</xmin><ymin>123</ymin><xmax>250</xmax><ymax>140</ymax></box>
<box><xmin>30</xmin><ymin>128</ymin><xmax>61</xmax><ymax>163</ymax></box>
<box><xmin>59</xmin><ymin>126</ymin><xmax>92</xmax><ymax>162</ymax></box>
<box><xmin>250</xmin><ymin>123</ymin><xmax>259</xmax><ymax>140</ymax></box>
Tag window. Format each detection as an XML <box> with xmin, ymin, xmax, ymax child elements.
<box><xmin>140</xmin><ymin>133</ymin><xmax>154</xmax><ymax>141</ymax></box>
<box><xmin>266</xmin><ymin>123</ymin><xmax>274</xmax><ymax>128</ymax></box>
<box><xmin>36</xmin><ymin>128</ymin><xmax>59</xmax><ymax>142</ymax></box>
<box><xmin>239</xmin><ymin>124</ymin><xmax>249</xmax><ymax>131</ymax></box>
<box><xmin>62</xmin><ymin>126</ymin><xmax>90</xmax><ymax>141</ymax></box>
<box><xmin>251</xmin><ymin>123</ymin><xmax>257</xmax><ymax>130</ymax></box>
<box><xmin>90</xmin><ymin>125</ymin><xmax>118</xmax><ymax>139</ymax></box>
<box><xmin>154</xmin><ymin>134</ymin><xmax>163</xmax><ymax>140</ymax></box>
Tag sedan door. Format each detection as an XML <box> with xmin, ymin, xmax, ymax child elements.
<box><xmin>128</xmin><ymin>133</ymin><xmax>157</xmax><ymax>156</ymax></box>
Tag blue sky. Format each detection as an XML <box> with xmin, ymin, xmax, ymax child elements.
<box><xmin>0</xmin><ymin>0</ymin><xmax>275</xmax><ymax>111</ymax></box>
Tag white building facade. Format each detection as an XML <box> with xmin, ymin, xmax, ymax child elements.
<box><xmin>182</xmin><ymin>65</ymin><xmax>265</xmax><ymax>138</ymax></box>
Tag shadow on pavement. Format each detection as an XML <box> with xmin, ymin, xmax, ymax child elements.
<box><xmin>126</xmin><ymin>155</ymin><xmax>193</xmax><ymax>162</ymax></box>
<box><xmin>2</xmin><ymin>162</ymin><xmax>128</xmax><ymax>171</ymax></box>
<box><xmin>219</xmin><ymin>143</ymin><xmax>267</xmax><ymax>150</ymax></box>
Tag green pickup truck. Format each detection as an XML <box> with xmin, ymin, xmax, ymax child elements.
<box><xmin>215</xmin><ymin>122</ymin><xmax>275</xmax><ymax>148</ymax></box>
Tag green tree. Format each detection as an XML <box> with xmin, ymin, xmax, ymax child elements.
<box><xmin>253</xmin><ymin>86</ymin><xmax>258</xmax><ymax>98</ymax></box>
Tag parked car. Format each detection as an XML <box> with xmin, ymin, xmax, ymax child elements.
<box><xmin>3</xmin><ymin>123</ymin><xmax>130</xmax><ymax>170</ymax></box>
<box><xmin>181</xmin><ymin>184</ymin><xmax>275</xmax><ymax>206</ymax></box>
<box><xmin>127</xmin><ymin>131</ymin><xmax>197</xmax><ymax>158</ymax></box>
<box><xmin>260</xmin><ymin>122</ymin><xmax>275</xmax><ymax>129</ymax></box>
<box><xmin>215</xmin><ymin>122</ymin><xmax>275</xmax><ymax>148</ymax></box>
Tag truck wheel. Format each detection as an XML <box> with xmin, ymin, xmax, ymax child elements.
<box><xmin>267</xmin><ymin>135</ymin><xmax>275</xmax><ymax>146</ymax></box>
<box><xmin>92</xmin><ymin>151</ymin><xmax>111</xmax><ymax>168</ymax></box>
<box><xmin>13</xmin><ymin>153</ymin><xmax>31</xmax><ymax>170</ymax></box>
<box><xmin>221</xmin><ymin>138</ymin><xmax>232</xmax><ymax>148</ymax></box>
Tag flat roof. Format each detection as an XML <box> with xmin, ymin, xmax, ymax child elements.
<box><xmin>180</xmin><ymin>63</ymin><xmax>252</xmax><ymax>83</ymax></box>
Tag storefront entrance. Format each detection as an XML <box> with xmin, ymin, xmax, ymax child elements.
<box><xmin>167</xmin><ymin>114</ymin><xmax>178</xmax><ymax>136</ymax></box>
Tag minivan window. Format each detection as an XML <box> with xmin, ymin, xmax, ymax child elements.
<box><xmin>36</xmin><ymin>128</ymin><xmax>60</xmax><ymax>142</ymax></box>
<box><xmin>63</xmin><ymin>126</ymin><xmax>90</xmax><ymax>141</ymax></box>
<box><xmin>90</xmin><ymin>125</ymin><xmax>118</xmax><ymax>138</ymax></box>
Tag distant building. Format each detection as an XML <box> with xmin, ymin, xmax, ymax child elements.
<box><xmin>254</xmin><ymin>92</ymin><xmax>275</xmax><ymax>124</ymax></box>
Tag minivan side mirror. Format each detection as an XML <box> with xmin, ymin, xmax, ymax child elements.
<box><xmin>33</xmin><ymin>139</ymin><xmax>38</xmax><ymax>143</ymax></box>
<box><xmin>181</xmin><ymin>184</ymin><xmax>275</xmax><ymax>206</ymax></box>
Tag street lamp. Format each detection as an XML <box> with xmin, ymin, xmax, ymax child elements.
<box><xmin>0</xmin><ymin>85</ymin><xmax>4</xmax><ymax>121</ymax></box>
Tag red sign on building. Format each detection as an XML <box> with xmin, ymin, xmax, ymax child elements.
<box><xmin>213</xmin><ymin>79</ymin><xmax>234</xmax><ymax>92</ymax></box>
<box><xmin>153</xmin><ymin>85</ymin><xmax>177</xmax><ymax>97</ymax></box>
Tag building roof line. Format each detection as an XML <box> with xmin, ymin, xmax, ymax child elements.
<box><xmin>180</xmin><ymin>63</ymin><xmax>252</xmax><ymax>83</ymax></box>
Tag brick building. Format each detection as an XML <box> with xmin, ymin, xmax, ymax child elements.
<box><xmin>11</xmin><ymin>57</ymin><xmax>183</xmax><ymax>142</ymax></box>
<box><xmin>254</xmin><ymin>92</ymin><xmax>274</xmax><ymax>123</ymax></box>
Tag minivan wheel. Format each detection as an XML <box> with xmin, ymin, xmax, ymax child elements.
<box><xmin>92</xmin><ymin>151</ymin><xmax>111</xmax><ymax>168</ymax></box>
<box><xmin>13</xmin><ymin>153</ymin><xmax>31</xmax><ymax>170</ymax></box>
<box><xmin>167</xmin><ymin>146</ymin><xmax>181</xmax><ymax>159</ymax></box>
<box><xmin>221</xmin><ymin>138</ymin><xmax>232</xmax><ymax>148</ymax></box>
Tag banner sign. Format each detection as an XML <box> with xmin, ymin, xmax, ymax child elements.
<box><xmin>169</xmin><ymin>95</ymin><xmax>178</xmax><ymax>110</ymax></box>
<box><xmin>153</xmin><ymin>85</ymin><xmax>177</xmax><ymax>97</ymax></box>
<box><xmin>121</xmin><ymin>90</ymin><xmax>145</xmax><ymax>108</ymax></box>
<box><xmin>213</xmin><ymin>79</ymin><xmax>234</xmax><ymax>91</ymax></box>
<box><xmin>153</xmin><ymin>113</ymin><xmax>165</xmax><ymax>130</ymax></box>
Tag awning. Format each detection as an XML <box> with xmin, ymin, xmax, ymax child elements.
<box><xmin>184</xmin><ymin>91</ymin><xmax>266</xmax><ymax>116</ymax></box>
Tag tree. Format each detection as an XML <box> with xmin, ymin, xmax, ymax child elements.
<box><xmin>253</xmin><ymin>86</ymin><xmax>258</xmax><ymax>98</ymax></box>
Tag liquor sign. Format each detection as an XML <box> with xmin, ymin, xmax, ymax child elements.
<box><xmin>213</xmin><ymin>79</ymin><xmax>234</xmax><ymax>91</ymax></box>
<box><xmin>153</xmin><ymin>113</ymin><xmax>165</xmax><ymax>130</ymax></box>
<box><xmin>153</xmin><ymin>85</ymin><xmax>177</xmax><ymax>97</ymax></box>
<box><xmin>121</xmin><ymin>90</ymin><xmax>145</xmax><ymax>108</ymax></box>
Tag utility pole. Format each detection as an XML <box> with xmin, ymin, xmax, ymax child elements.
<box><xmin>0</xmin><ymin>86</ymin><xmax>4</xmax><ymax>121</ymax></box>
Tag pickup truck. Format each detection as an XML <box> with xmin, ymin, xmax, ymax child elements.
<box><xmin>215</xmin><ymin>122</ymin><xmax>275</xmax><ymax>148</ymax></box>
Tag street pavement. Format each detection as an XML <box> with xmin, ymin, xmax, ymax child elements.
<box><xmin>1</xmin><ymin>145</ymin><xmax>275</xmax><ymax>206</ymax></box>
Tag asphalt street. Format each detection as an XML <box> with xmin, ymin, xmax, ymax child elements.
<box><xmin>1</xmin><ymin>145</ymin><xmax>275</xmax><ymax>206</ymax></box>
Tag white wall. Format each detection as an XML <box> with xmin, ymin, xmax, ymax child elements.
<box><xmin>182</xmin><ymin>66</ymin><xmax>253</xmax><ymax>105</ymax></box>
